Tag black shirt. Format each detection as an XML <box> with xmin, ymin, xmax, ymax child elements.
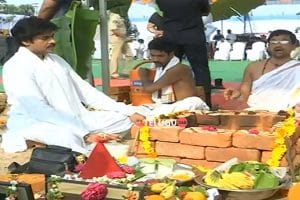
<box><xmin>156</xmin><ymin>0</ymin><xmax>210</xmax><ymax>44</ymax></box>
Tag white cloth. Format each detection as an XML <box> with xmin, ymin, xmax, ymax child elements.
<box><xmin>138</xmin><ymin>96</ymin><xmax>209</xmax><ymax>119</ymax></box>
<box><xmin>1</xmin><ymin>47</ymin><xmax>137</xmax><ymax>154</ymax></box>
<box><xmin>152</xmin><ymin>56</ymin><xmax>180</xmax><ymax>103</ymax></box>
<box><xmin>247</xmin><ymin>60</ymin><xmax>300</xmax><ymax>111</ymax></box>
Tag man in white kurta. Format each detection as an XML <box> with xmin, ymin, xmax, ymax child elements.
<box><xmin>224</xmin><ymin>29</ymin><xmax>300</xmax><ymax>111</ymax></box>
<box><xmin>1</xmin><ymin>17</ymin><xmax>144</xmax><ymax>154</ymax></box>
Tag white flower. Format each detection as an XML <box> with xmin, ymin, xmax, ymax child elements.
<box><xmin>10</xmin><ymin>180</ymin><xmax>18</xmax><ymax>185</ymax></box>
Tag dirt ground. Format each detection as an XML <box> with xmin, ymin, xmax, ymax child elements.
<box><xmin>0</xmin><ymin>127</ymin><xmax>32</xmax><ymax>174</ymax></box>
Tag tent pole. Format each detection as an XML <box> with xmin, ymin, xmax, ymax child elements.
<box><xmin>99</xmin><ymin>0</ymin><xmax>110</xmax><ymax>94</ymax></box>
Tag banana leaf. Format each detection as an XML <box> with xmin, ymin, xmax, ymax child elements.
<box><xmin>53</xmin><ymin>1</ymin><xmax>99</xmax><ymax>79</ymax></box>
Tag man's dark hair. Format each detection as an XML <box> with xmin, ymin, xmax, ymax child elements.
<box><xmin>267</xmin><ymin>29</ymin><xmax>297</xmax><ymax>44</ymax></box>
<box><xmin>148</xmin><ymin>37</ymin><xmax>176</xmax><ymax>53</ymax></box>
<box><xmin>11</xmin><ymin>16</ymin><xmax>58</xmax><ymax>46</ymax></box>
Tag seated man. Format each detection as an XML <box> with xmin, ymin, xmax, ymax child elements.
<box><xmin>1</xmin><ymin>17</ymin><xmax>144</xmax><ymax>154</ymax></box>
<box><xmin>137</xmin><ymin>37</ymin><xmax>209</xmax><ymax>118</ymax></box>
<box><xmin>224</xmin><ymin>29</ymin><xmax>300</xmax><ymax>112</ymax></box>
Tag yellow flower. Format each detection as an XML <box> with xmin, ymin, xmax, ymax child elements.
<box><xmin>117</xmin><ymin>156</ymin><xmax>129</xmax><ymax>164</ymax></box>
<box><xmin>267</xmin><ymin>108</ymin><xmax>297</xmax><ymax>167</ymax></box>
<box><xmin>139</xmin><ymin>126</ymin><xmax>157</xmax><ymax>157</ymax></box>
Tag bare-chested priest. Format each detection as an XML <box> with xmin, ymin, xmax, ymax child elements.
<box><xmin>224</xmin><ymin>29</ymin><xmax>300</xmax><ymax>111</ymax></box>
<box><xmin>137</xmin><ymin>37</ymin><xmax>209</xmax><ymax>118</ymax></box>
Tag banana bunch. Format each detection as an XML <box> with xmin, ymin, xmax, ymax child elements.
<box><xmin>150</xmin><ymin>182</ymin><xmax>176</xmax><ymax>199</ymax></box>
<box><xmin>204</xmin><ymin>171</ymin><xmax>254</xmax><ymax>190</ymax></box>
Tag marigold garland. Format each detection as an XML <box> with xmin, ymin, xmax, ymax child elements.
<box><xmin>139</xmin><ymin>126</ymin><xmax>157</xmax><ymax>157</ymax></box>
<box><xmin>267</xmin><ymin>108</ymin><xmax>297</xmax><ymax>167</ymax></box>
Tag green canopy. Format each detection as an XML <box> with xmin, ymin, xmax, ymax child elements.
<box><xmin>211</xmin><ymin>0</ymin><xmax>265</xmax><ymax>21</ymax></box>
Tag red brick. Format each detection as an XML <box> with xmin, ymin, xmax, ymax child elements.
<box><xmin>179</xmin><ymin>128</ymin><xmax>233</xmax><ymax>147</ymax></box>
<box><xmin>256</xmin><ymin>114</ymin><xmax>285</xmax><ymax>130</ymax></box>
<box><xmin>205</xmin><ymin>147</ymin><xmax>261</xmax><ymax>162</ymax></box>
<box><xmin>232</xmin><ymin>131</ymin><xmax>275</xmax><ymax>150</ymax></box>
<box><xmin>296</xmin><ymin>139</ymin><xmax>300</xmax><ymax>153</ymax></box>
<box><xmin>149</xmin><ymin>127</ymin><xmax>182</xmax><ymax>142</ymax></box>
<box><xmin>130</xmin><ymin>126</ymin><xmax>182</xmax><ymax>142</ymax></box>
<box><xmin>291</xmin><ymin>127</ymin><xmax>300</xmax><ymax>145</ymax></box>
<box><xmin>135</xmin><ymin>141</ymin><xmax>156</xmax><ymax>155</ymax></box>
<box><xmin>156</xmin><ymin>142</ymin><xmax>205</xmax><ymax>159</ymax></box>
<box><xmin>180</xmin><ymin>159</ymin><xmax>221</xmax><ymax>169</ymax></box>
<box><xmin>293</xmin><ymin>154</ymin><xmax>300</xmax><ymax>166</ymax></box>
<box><xmin>219</xmin><ymin>112</ymin><xmax>285</xmax><ymax>130</ymax></box>
<box><xmin>130</xmin><ymin>125</ymin><xmax>140</xmax><ymax>138</ymax></box>
<box><xmin>195</xmin><ymin>112</ymin><xmax>220</xmax><ymax>125</ymax></box>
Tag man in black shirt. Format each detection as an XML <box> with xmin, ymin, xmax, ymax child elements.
<box><xmin>156</xmin><ymin>0</ymin><xmax>212</xmax><ymax>107</ymax></box>
<box><xmin>212</xmin><ymin>29</ymin><xmax>224</xmax><ymax>47</ymax></box>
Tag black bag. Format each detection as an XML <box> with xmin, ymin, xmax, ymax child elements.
<box><xmin>27</xmin><ymin>145</ymin><xmax>78</xmax><ymax>176</ymax></box>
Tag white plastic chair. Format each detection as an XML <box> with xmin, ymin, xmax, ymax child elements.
<box><xmin>246</xmin><ymin>41</ymin><xmax>266</xmax><ymax>61</ymax></box>
<box><xmin>214</xmin><ymin>41</ymin><xmax>231</xmax><ymax>60</ymax></box>
<box><xmin>229</xmin><ymin>42</ymin><xmax>246</xmax><ymax>60</ymax></box>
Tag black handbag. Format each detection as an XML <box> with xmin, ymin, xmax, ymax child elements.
<box><xmin>27</xmin><ymin>145</ymin><xmax>78</xmax><ymax>176</ymax></box>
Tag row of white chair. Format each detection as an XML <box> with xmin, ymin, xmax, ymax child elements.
<box><xmin>214</xmin><ymin>41</ymin><xmax>266</xmax><ymax>61</ymax></box>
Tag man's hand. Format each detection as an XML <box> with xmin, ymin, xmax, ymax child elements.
<box><xmin>224</xmin><ymin>88</ymin><xmax>241</xmax><ymax>100</ymax></box>
<box><xmin>129</xmin><ymin>113</ymin><xmax>145</xmax><ymax>124</ymax></box>
<box><xmin>154</xmin><ymin>30</ymin><xmax>164</xmax><ymax>38</ymax></box>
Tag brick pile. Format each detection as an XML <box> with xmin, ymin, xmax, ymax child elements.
<box><xmin>131</xmin><ymin>111</ymin><xmax>300</xmax><ymax>168</ymax></box>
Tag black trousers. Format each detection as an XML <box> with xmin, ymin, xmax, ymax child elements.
<box><xmin>175</xmin><ymin>43</ymin><xmax>212</xmax><ymax>107</ymax></box>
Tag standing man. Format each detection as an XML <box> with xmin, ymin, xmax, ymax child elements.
<box><xmin>212</xmin><ymin>29</ymin><xmax>225</xmax><ymax>47</ymax></box>
<box><xmin>108</xmin><ymin>12</ymin><xmax>133</xmax><ymax>79</ymax></box>
<box><xmin>156</xmin><ymin>0</ymin><xmax>212</xmax><ymax>107</ymax></box>
<box><xmin>225</xmin><ymin>29</ymin><xmax>237</xmax><ymax>46</ymax></box>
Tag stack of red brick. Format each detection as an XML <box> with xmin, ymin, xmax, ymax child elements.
<box><xmin>131</xmin><ymin>111</ymin><xmax>300</xmax><ymax>168</ymax></box>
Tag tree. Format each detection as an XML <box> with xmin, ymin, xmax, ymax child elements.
<box><xmin>0</xmin><ymin>4</ymin><xmax>34</xmax><ymax>15</ymax></box>
<box><xmin>18</xmin><ymin>4</ymin><xmax>35</xmax><ymax>15</ymax></box>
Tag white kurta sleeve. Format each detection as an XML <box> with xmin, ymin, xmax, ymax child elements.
<box><xmin>3</xmin><ymin>61</ymin><xmax>89</xmax><ymax>137</ymax></box>
<box><xmin>54</xmin><ymin>56</ymin><xmax>137</xmax><ymax>116</ymax></box>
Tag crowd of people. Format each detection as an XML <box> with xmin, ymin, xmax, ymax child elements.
<box><xmin>0</xmin><ymin>0</ymin><xmax>299</xmax><ymax>154</ymax></box>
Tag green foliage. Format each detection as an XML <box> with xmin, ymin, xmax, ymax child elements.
<box><xmin>229</xmin><ymin>162</ymin><xmax>280</xmax><ymax>190</ymax></box>
<box><xmin>53</xmin><ymin>1</ymin><xmax>99</xmax><ymax>78</ymax></box>
<box><xmin>0</xmin><ymin>4</ymin><xmax>34</xmax><ymax>15</ymax></box>
<box><xmin>211</xmin><ymin>0</ymin><xmax>265</xmax><ymax>21</ymax></box>
<box><xmin>254</xmin><ymin>172</ymin><xmax>280</xmax><ymax>190</ymax></box>
<box><xmin>229</xmin><ymin>162</ymin><xmax>271</xmax><ymax>176</ymax></box>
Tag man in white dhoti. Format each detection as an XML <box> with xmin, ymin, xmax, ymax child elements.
<box><xmin>137</xmin><ymin>37</ymin><xmax>209</xmax><ymax>118</ymax></box>
<box><xmin>1</xmin><ymin>17</ymin><xmax>144</xmax><ymax>154</ymax></box>
<box><xmin>224</xmin><ymin>29</ymin><xmax>300</xmax><ymax>112</ymax></box>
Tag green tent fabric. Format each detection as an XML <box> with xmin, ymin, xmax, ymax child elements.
<box><xmin>211</xmin><ymin>0</ymin><xmax>265</xmax><ymax>21</ymax></box>
<box><xmin>53</xmin><ymin>1</ymin><xmax>99</xmax><ymax>79</ymax></box>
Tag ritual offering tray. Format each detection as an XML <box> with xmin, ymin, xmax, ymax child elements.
<box><xmin>138</xmin><ymin>158</ymin><xmax>196</xmax><ymax>185</ymax></box>
<box><xmin>194</xmin><ymin>158</ymin><xmax>291</xmax><ymax>200</ymax></box>
<box><xmin>195</xmin><ymin>180</ymin><xmax>287</xmax><ymax>200</ymax></box>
